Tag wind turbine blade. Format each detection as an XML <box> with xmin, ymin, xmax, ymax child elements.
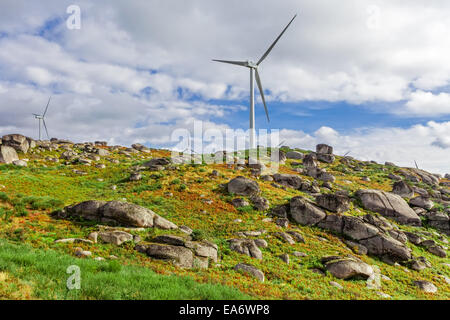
<box><xmin>257</xmin><ymin>14</ymin><xmax>297</xmax><ymax>66</ymax></box>
<box><xmin>43</xmin><ymin>119</ymin><xmax>49</xmax><ymax>140</ymax></box>
<box><xmin>255</xmin><ymin>69</ymin><xmax>269</xmax><ymax>122</ymax></box>
<box><xmin>43</xmin><ymin>96</ymin><xmax>51</xmax><ymax>117</ymax></box>
<box><xmin>212</xmin><ymin>59</ymin><xmax>248</xmax><ymax>67</ymax></box>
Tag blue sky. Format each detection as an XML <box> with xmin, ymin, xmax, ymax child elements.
<box><xmin>0</xmin><ymin>0</ymin><xmax>449</xmax><ymax>173</ymax></box>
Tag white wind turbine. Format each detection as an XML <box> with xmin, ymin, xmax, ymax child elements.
<box><xmin>33</xmin><ymin>96</ymin><xmax>51</xmax><ymax>140</ymax></box>
<box><xmin>213</xmin><ymin>14</ymin><xmax>297</xmax><ymax>149</ymax></box>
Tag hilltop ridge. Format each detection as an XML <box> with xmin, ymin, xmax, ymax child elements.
<box><xmin>0</xmin><ymin>133</ymin><xmax>449</xmax><ymax>299</ymax></box>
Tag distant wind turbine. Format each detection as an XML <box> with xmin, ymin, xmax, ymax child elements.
<box><xmin>213</xmin><ymin>14</ymin><xmax>297</xmax><ymax>149</ymax></box>
<box><xmin>33</xmin><ymin>96</ymin><xmax>51</xmax><ymax>140</ymax></box>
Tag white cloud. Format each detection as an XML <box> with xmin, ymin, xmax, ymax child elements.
<box><xmin>404</xmin><ymin>91</ymin><xmax>450</xmax><ymax>116</ymax></box>
<box><xmin>0</xmin><ymin>0</ymin><xmax>449</xmax><ymax>174</ymax></box>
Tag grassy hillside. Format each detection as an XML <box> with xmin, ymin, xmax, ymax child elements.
<box><xmin>0</xmin><ymin>142</ymin><xmax>449</xmax><ymax>300</ymax></box>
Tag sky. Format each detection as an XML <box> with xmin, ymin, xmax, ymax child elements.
<box><xmin>0</xmin><ymin>0</ymin><xmax>449</xmax><ymax>174</ymax></box>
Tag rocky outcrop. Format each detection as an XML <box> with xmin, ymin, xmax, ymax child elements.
<box><xmin>392</xmin><ymin>181</ymin><xmax>414</xmax><ymax>198</ymax></box>
<box><xmin>315</xmin><ymin>144</ymin><xmax>335</xmax><ymax>163</ymax></box>
<box><xmin>283</xmin><ymin>195</ymin><xmax>413</xmax><ymax>263</ymax></box>
<box><xmin>315</xmin><ymin>193</ymin><xmax>350</xmax><ymax>213</ymax></box>
<box><xmin>98</xmin><ymin>230</ymin><xmax>134</xmax><ymax>245</ymax></box>
<box><xmin>234</xmin><ymin>263</ymin><xmax>264</xmax><ymax>282</ymax></box>
<box><xmin>229</xmin><ymin>239</ymin><xmax>264</xmax><ymax>259</ymax></box>
<box><xmin>409</xmin><ymin>196</ymin><xmax>434</xmax><ymax>210</ymax></box>
<box><xmin>227</xmin><ymin>176</ymin><xmax>260</xmax><ymax>197</ymax></box>
<box><xmin>316</xmin><ymin>144</ymin><xmax>333</xmax><ymax>155</ymax></box>
<box><xmin>145</xmin><ymin>244</ymin><xmax>194</xmax><ymax>268</ymax></box>
<box><xmin>413</xmin><ymin>280</ymin><xmax>438</xmax><ymax>293</ymax></box>
<box><xmin>137</xmin><ymin>236</ymin><xmax>218</xmax><ymax>269</ymax></box>
<box><xmin>273</xmin><ymin>174</ymin><xmax>303</xmax><ymax>189</ymax></box>
<box><xmin>250</xmin><ymin>196</ymin><xmax>270</xmax><ymax>211</ymax></box>
<box><xmin>55</xmin><ymin>200</ymin><xmax>177</xmax><ymax>229</ymax></box>
<box><xmin>408</xmin><ymin>168</ymin><xmax>440</xmax><ymax>186</ymax></box>
<box><xmin>286</xmin><ymin>151</ymin><xmax>304</xmax><ymax>160</ymax></box>
<box><xmin>1</xmin><ymin>134</ymin><xmax>34</xmax><ymax>154</ymax></box>
<box><xmin>231</xmin><ymin>198</ymin><xmax>250</xmax><ymax>208</ymax></box>
<box><xmin>0</xmin><ymin>145</ymin><xmax>19</xmax><ymax>164</ymax></box>
<box><xmin>356</xmin><ymin>189</ymin><xmax>421</xmax><ymax>226</ymax></box>
<box><xmin>359</xmin><ymin>234</ymin><xmax>412</xmax><ymax>263</ymax></box>
<box><xmin>142</xmin><ymin>158</ymin><xmax>171</xmax><ymax>168</ymax></box>
<box><xmin>289</xmin><ymin>196</ymin><xmax>326</xmax><ymax>226</ymax></box>
<box><xmin>322</xmin><ymin>256</ymin><xmax>374</xmax><ymax>280</ymax></box>
<box><xmin>303</xmin><ymin>153</ymin><xmax>318</xmax><ymax>168</ymax></box>
<box><xmin>426</xmin><ymin>211</ymin><xmax>449</xmax><ymax>235</ymax></box>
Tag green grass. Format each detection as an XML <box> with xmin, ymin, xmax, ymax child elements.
<box><xmin>0</xmin><ymin>239</ymin><xmax>251</xmax><ymax>300</ymax></box>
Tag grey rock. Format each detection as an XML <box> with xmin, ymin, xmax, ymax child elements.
<box><xmin>286</xmin><ymin>151</ymin><xmax>304</xmax><ymax>160</ymax></box>
<box><xmin>404</xmin><ymin>231</ymin><xmax>423</xmax><ymax>245</ymax></box>
<box><xmin>356</xmin><ymin>189</ymin><xmax>421</xmax><ymax>226</ymax></box>
<box><xmin>286</xmin><ymin>231</ymin><xmax>305</xmax><ymax>243</ymax></box>
<box><xmin>388</xmin><ymin>173</ymin><xmax>402</xmax><ymax>181</ymax></box>
<box><xmin>273</xmin><ymin>174</ymin><xmax>303</xmax><ymax>189</ymax></box>
<box><xmin>253</xmin><ymin>239</ymin><xmax>268</xmax><ymax>248</ymax></box>
<box><xmin>316</xmin><ymin>144</ymin><xmax>333</xmax><ymax>154</ymax></box>
<box><xmin>322</xmin><ymin>256</ymin><xmax>374</xmax><ymax>280</ymax></box>
<box><xmin>146</xmin><ymin>244</ymin><xmax>194</xmax><ymax>268</ymax></box>
<box><xmin>409</xmin><ymin>196</ymin><xmax>434</xmax><ymax>210</ymax></box>
<box><xmin>303</xmin><ymin>153</ymin><xmax>318</xmax><ymax>168</ymax></box>
<box><xmin>289</xmin><ymin>196</ymin><xmax>326</xmax><ymax>226</ymax></box>
<box><xmin>273</xmin><ymin>232</ymin><xmax>295</xmax><ymax>245</ymax></box>
<box><xmin>275</xmin><ymin>217</ymin><xmax>289</xmax><ymax>228</ymax></box>
<box><xmin>413</xmin><ymin>280</ymin><xmax>437</xmax><ymax>293</ymax></box>
<box><xmin>0</xmin><ymin>145</ymin><xmax>19</xmax><ymax>164</ymax></box>
<box><xmin>315</xmin><ymin>193</ymin><xmax>350</xmax><ymax>213</ymax></box>
<box><xmin>341</xmin><ymin>216</ymin><xmax>380</xmax><ymax>241</ymax></box>
<box><xmin>12</xmin><ymin>160</ymin><xmax>27</xmax><ymax>167</ymax></box>
<box><xmin>229</xmin><ymin>239</ymin><xmax>263</xmax><ymax>259</ymax></box>
<box><xmin>129</xmin><ymin>172</ymin><xmax>142</xmax><ymax>181</ymax></box>
<box><xmin>251</xmin><ymin>196</ymin><xmax>270</xmax><ymax>211</ymax></box>
<box><xmin>227</xmin><ymin>176</ymin><xmax>260</xmax><ymax>197</ymax></box>
<box><xmin>62</xmin><ymin>200</ymin><xmax>177</xmax><ymax>229</ymax></box>
<box><xmin>234</xmin><ymin>263</ymin><xmax>264</xmax><ymax>282</ymax></box>
<box><xmin>143</xmin><ymin>158</ymin><xmax>171</xmax><ymax>167</ymax></box>
<box><xmin>392</xmin><ymin>181</ymin><xmax>414</xmax><ymax>198</ymax></box>
<box><xmin>154</xmin><ymin>235</ymin><xmax>186</xmax><ymax>246</ymax></box>
<box><xmin>278</xmin><ymin>253</ymin><xmax>290</xmax><ymax>264</ymax></box>
<box><xmin>427</xmin><ymin>245</ymin><xmax>447</xmax><ymax>258</ymax></box>
<box><xmin>231</xmin><ymin>198</ymin><xmax>250</xmax><ymax>208</ymax></box>
<box><xmin>98</xmin><ymin>231</ymin><xmax>134</xmax><ymax>245</ymax></box>
<box><xmin>359</xmin><ymin>234</ymin><xmax>412</xmax><ymax>263</ymax></box>
<box><xmin>316</xmin><ymin>153</ymin><xmax>335</xmax><ymax>164</ymax></box>
<box><xmin>344</xmin><ymin>240</ymin><xmax>368</xmax><ymax>255</ymax></box>
<box><xmin>1</xmin><ymin>134</ymin><xmax>31</xmax><ymax>153</ymax></box>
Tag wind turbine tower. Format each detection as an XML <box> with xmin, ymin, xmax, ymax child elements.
<box><xmin>33</xmin><ymin>96</ymin><xmax>51</xmax><ymax>140</ymax></box>
<box><xmin>213</xmin><ymin>14</ymin><xmax>297</xmax><ymax>149</ymax></box>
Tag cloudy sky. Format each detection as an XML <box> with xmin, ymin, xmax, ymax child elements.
<box><xmin>0</xmin><ymin>0</ymin><xmax>449</xmax><ymax>174</ymax></box>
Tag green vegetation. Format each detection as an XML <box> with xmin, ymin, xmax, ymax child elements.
<box><xmin>0</xmin><ymin>145</ymin><xmax>448</xmax><ymax>300</ymax></box>
<box><xmin>0</xmin><ymin>240</ymin><xmax>251</xmax><ymax>300</ymax></box>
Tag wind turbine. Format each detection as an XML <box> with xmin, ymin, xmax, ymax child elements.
<box><xmin>33</xmin><ymin>96</ymin><xmax>51</xmax><ymax>140</ymax></box>
<box><xmin>213</xmin><ymin>14</ymin><xmax>297</xmax><ymax>149</ymax></box>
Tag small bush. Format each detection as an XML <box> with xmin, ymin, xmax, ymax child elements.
<box><xmin>0</xmin><ymin>207</ymin><xmax>14</xmax><ymax>221</ymax></box>
<box><xmin>98</xmin><ymin>260</ymin><xmax>122</xmax><ymax>273</ymax></box>
<box><xmin>237</xmin><ymin>205</ymin><xmax>254</xmax><ymax>214</ymax></box>
<box><xmin>0</xmin><ymin>192</ymin><xmax>9</xmax><ymax>202</ymax></box>
<box><xmin>191</xmin><ymin>229</ymin><xmax>207</xmax><ymax>241</ymax></box>
<box><xmin>132</xmin><ymin>183</ymin><xmax>162</xmax><ymax>193</ymax></box>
